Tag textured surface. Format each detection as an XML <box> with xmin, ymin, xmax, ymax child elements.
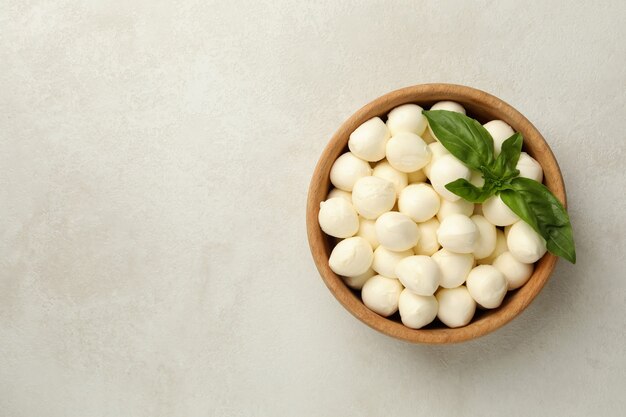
<box><xmin>0</xmin><ymin>1</ymin><xmax>625</xmax><ymax>416</ymax></box>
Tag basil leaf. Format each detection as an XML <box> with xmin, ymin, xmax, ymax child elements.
<box><xmin>500</xmin><ymin>178</ymin><xmax>576</xmax><ymax>263</ymax></box>
<box><xmin>492</xmin><ymin>132</ymin><xmax>523</xmax><ymax>178</ymax></box>
<box><xmin>423</xmin><ymin>110</ymin><xmax>494</xmax><ymax>171</ymax></box>
<box><xmin>445</xmin><ymin>178</ymin><xmax>494</xmax><ymax>203</ymax></box>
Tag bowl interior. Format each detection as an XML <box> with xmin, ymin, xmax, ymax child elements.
<box><xmin>307</xmin><ymin>84</ymin><xmax>564</xmax><ymax>344</ymax></box>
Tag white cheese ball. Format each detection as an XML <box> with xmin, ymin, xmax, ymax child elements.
<box><xmin>395</xmin><ymin>255</ymin><xmax>441</xmax><ymax>296</ymax></box>
<box><xmin>327</xmin><ymin>188</ymin><xmax>352</xmax><ymax>202</ymax></box>
<box><xmin>469</xmin><ymin>170</ymin><xmax>485</xmax><ymax>187</ymax></box>
<box><xmin>361</xmin><ymin>275</ymin><xmax>404</xmax><ymax>317</ymax></box>
<box><xmin>372</xmin><ymin>246</ymin><xmax>413</xmax><ymax>278</ymax></box>
<box><xmin>431</xmin><ymin>248</ymin><xmax>474</xmax><ymax>288</ymax></box>
<box><xmin>423</xmin><ymin>142</ymin><xmax>450</xmax><ymax>179</ymax></box>
<box><xmin>482</xmin><ymin>195</ymin><xmax>520</xmax><ymax>226</ymax></box>
<box><xmin>437</xmin><ymin>214</ymin><xmax>478</xmax><ymax>254</ymax></box>
<box><xmin>493</xmin><ymin>251</ymin><xmax>534</xmax><ymax>290</ymax></box>
<box><xmin>398</xmin><ymin>183</ymin><xmax>440</xmax><ymax>222</ymax></box>
<box><xmin>471</xmin><ymin>215</ymin><xmax>497</xmax><ymax>260</ymax></box>
<box><xmin>483</xmin><ymin>120</ymin><xmax>515</xmax><ymax>156</ymax></box>
<box><xmin>431</xmin><ymin>100</ymin><xmax>466</xmax><ymax>114</ymax></box>
<box><xmin>436</xmin><ymin>286</ymin><xmax>476</xmax><ymax>328</ymax></box>
<box><xmin>429</xmin><ymin>154</ymin><xmax>471</xmax><ymax>202</ymax></box>
<box><xmin>407</xmin><ymin>169</ymin><xmax>427</xmax><ymax>183</ymax></box>
<box><xmin>420</xmin><ymin>128</ymin><xmax>436</xmax><ymax>144</ymax></box>
<box><xmin>398</xmin><ymin>289</ymin><xmax>438</xmax><ymax>329</ymax></box>
<box><xmin>414</xmin><ymin>218</ymin><xmax>440</xmax><ymax>256</ymax></box>
<box><xmin>372</xmin><ymin>160</ymin><xmax>408</xmax><ymax>194</ymax></box>
<box><xmin>348</xmin><ymin>117</ymin><xmax>390</xmax><ymax>162</ymax></box>
<box><xmin>436</xmin><ymin>198</ymin><xmax>474</xmax><ymax>221</ymax></box>
<box><xmin>343</xmin><ymin>267</ymin><xmax>376</xmax><ymax>290</ymax></box>
<box><xmin>477</xmin><ymin>229</ymin><xmax>508</xmax><ymax>265</ymax></box>
<box><xmin>516</xmin><ymin>152</ymin><xmax>543</xmax><ymax>182</ymax></box>
<box><xmin>507</xmin><ymin>221</ymin><xmax>547</xmax><ymax>263</ymax></box>
<box><xmin>330</xmin><ymin>152</ymin><xmax>372</xmax><ymax>191</ymax></box>
<box><xmin>356</xmin><ymin>218</ymin><xmax>379</xmax><ymax>250</ymax></box>
<box><xmin>386</xmin><ymin>104</ymin><xmax>427</xmax><ymax>136</ymax></box>
<box><xmin>329</xmin><ymin>237</ymin><xmax>373</xmax><ymax>277</ymax></box>
<box><xmin>351</xmin><ymin>176</ymin><xmax>396</xmax><ymax>219</ymax></box>
<box><xmin>375</xmin><ymin>212</ymin><xmax>420</xmax><ymax>252</ymax></box>
<box><xmin>385</xmin><ymin>132</ymin><xmax>431</xmax><ymax>173</ymax></box>
<box><xmin>318</xmin><ymin>198</ymin><xmax>359</xmax><ymax>238</ymax></box>
<box><xmin>466</xmin><ymin>265</ymin><xmax>508</xmax><ymax>309</ymax></box>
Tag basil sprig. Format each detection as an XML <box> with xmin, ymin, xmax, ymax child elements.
<box><xmin>423</xmin><ymin>110</ymin><xmax>576</xmax><ymax>264</ymax></box>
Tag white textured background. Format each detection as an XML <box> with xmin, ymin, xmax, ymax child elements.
<box><xmin>1</xmin><ymin>1</ymin><xmax>625</xmax><ymax>416</ymax></box>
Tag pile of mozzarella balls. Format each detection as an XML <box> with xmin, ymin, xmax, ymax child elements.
<box><xmin>319</xmin><ymin>101</ymin><xmax>547</xmax><ymax>329</ymax></box>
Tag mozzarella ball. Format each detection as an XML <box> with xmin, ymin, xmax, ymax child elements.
<box><xmin>431</xmin><ymin>248</ymin><xmax>474</xmax><ymax>288</ymax></box>
<box><xmin>471</xmin><ymin>215</ymin><xmax>497</xmax><ymax>260</ymax></box>
<box><xmin>330</xmin><ymin>152</ymin><xmax>372</xmax><ymax>191</ymax></box>
<box><xmin>436</xmin><ymin>198</ymin><xmax>474</xmax><ymax>221</ymax></box>
<box><xmin>318</xmin><ymin>198</ymin><xmax>359</xmax><ymax>238</ymax></box>
<box><xmin>430</xmin><ymin>100</ymin><xmax>466</xmax><ymax>114</ymax></box>
<box><xmin>466</xmin><ymin>265</ymin><xmax>508</xmax><ymax>309</ymax></box>
<box><xmin>414</xmin><ymin>218</ymin><xmax>440</xmax><ymax>256</ymax></box>
<box><xmin>407</xmin><ymin>169</ymin><xmax>427</xmax><ymax>183</ymax></box>
<box><xmin>351</xmin><ymin>176</ymin><xmax>396</xmax><ymax>219</ymax></box>
<box><xmin>429</xmin><ymin>154</ymin><xmax>471</xmax><ymax>201</ymax></box>
<box><xmin>398</xmin><ymin>289</ymin><xmax>438</xmax><ymax>329</ymax></box>
<box><xmin>375</xmin><ymin>212</ymin><xmax>420</xmax><ymax>252</ymax></box>
<box><xmin>507</xmin><ymin>221</ymin><xmax>547</xmax><ymax>263</ymax></box>
<box><xmin>493</xmin><ymin>251</ymin><xmax>534</xmax><ymax>290</ymax></box>
<box><xmin>395</xmin><ymin>255</ymin><xmax>440</xmax><ymax>296</ymax></box>
<box><xmin>483</xmin><ymin>120</ymin><xmax>515</xmax><ymax>156</ymax></box>
<box><xmin>420</xmin><ymin>128</ymin><xmax>436</xmax><ymax>144</ymax></box>
<box><xmin>386</xmin><ymin>132</ymin><xmax>431</xmax><ymax>173</ymax></box>
<box><xmin>329</xmin><ymin>237</ymin><xmax>374</xmax><ymax>277</ymax></box>
<box><xmin>516</xmin><ymin>152</ymin><xmax>543</xmax><ymax>182</ymax></box>
<box><xmin>504</xmin><ymin>224</ymin><xmax>512</xmax><ymax>239</ymax></box>
<box><xmin>423</xmin><ymin>142</ymin><xmax>450</xmax><ymax>178</ymax></box>
<box><xmin>327</xmin><ymin>188</ymin><xmax>352</xmax><ymax>202</ymax></box>
<box><xmin>398</xmin><ymin>183</ymin><xmax>440</xmax><ymax>222</ymax></box>
<box><xmin>469</xmin><ymin>170</ymin><xmax>485</xmax><ymax>187</ymax></box>
<box><xmin>436</xmin><ymin>286</ymin><xmax>476</xmax><ymax>328</ymax></box>
<box><xmin>477</xmin><ymin>229</ymin><xmax>508</xmax><ymax>265</ymax></box>
<box><xmin>372</xmin><ymin>160</ymin><xmax>408</xmax><ymax>194</ymax></box>
<box><xmin>343</xmin><ymin>267</ymin><xmax>376</xmax><ymax>290</ymax></box>
<box><xmin>386</xmin><ymin>104</ymin><xmax>427</xmax><ymax>136</ymax></box>
<box><xmin>361</xmin><ymin>275</ymin><xmax>404</xmax><ymax>317</ymax></box>
<box><xmin>482</xmin><ymin>195</ymin><xmax>520</xmax><ymax>226</ymax></box>
<box><xmin>356</xmin><ymin>218</ymin><xmax>379</xmax><ymax>250</ymax></box>
<box><xmin>372</xmin><ymin>246</ymin><xmax>413</xmax><ymax>278</ymax></box>
<box><xmin>437</xmin><ymin>214</ymin><xmax>478</xmax><ymax>254</ymax></box>
<box><xmin>348</xmin><ymin>117</ymin><xmax>390</xmax><ymax>162</ymax></box>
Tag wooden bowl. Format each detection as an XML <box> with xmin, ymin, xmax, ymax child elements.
<box><xmin>306</xmin><ymin>83</ymin><xmax>566</xmax><ymax>344</ymax></box>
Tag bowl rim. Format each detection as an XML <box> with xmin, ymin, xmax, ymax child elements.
<box><xmin>306</xmin><ymin>83</ymin><xmax>565</xmax><ymax>344</ymax></box>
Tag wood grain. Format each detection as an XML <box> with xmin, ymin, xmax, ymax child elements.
<box><xmin>306</xmin><ymin>84</ymin><xmax>565</xmax><ymax>344</ymax></box>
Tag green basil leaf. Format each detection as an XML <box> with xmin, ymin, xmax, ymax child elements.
<box><xmin>445</xmin><ymin>178</ymin><xmax>494</xmax><ymax>203</ymax></box>
<box><xmin>423</xmin><ymin>110</ymin><xmax>494</xmax><ymax>171</ymax></box>
<box><xmin>492</xmin><ymin>132</ymin><xmax>523</xmax><ymax>178</ymax></box>
<box><xmin>500</xmin><ymin>178</ymin><xmax>576</xmax><ymax>263</ymax></box>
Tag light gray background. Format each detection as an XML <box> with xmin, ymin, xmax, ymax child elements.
<box><xmin>1</xmin><ymin>1</ymin><xmax>625</xmax><ymax>416</ymax></box>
